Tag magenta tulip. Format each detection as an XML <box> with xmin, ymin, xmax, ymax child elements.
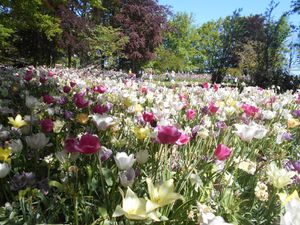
<box><xmin>214</xmin><ymin>144</ymin><xmax>231</xmax><ymax>161</ymax></box>
<box><xmin>157</xmin><ymin>125</ymin><xmax>182</xmax><ymax>144</ymax></box>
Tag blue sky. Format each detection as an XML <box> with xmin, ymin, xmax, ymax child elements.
<box><xmin>158</xmin><ymin>0</ymin><xmax>299</xmax><ymax>26</ymax></box>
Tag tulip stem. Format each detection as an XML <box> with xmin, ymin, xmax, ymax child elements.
<box><xmin>98</xmin><ymin>156</ymin><xmax>110</xmax><ymax>215</ymax></box>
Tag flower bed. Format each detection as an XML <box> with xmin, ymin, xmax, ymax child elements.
<box><xmin>0</xmin><ymin>67</ymin><xmax>300</xmax><ymax>224</ymax></box>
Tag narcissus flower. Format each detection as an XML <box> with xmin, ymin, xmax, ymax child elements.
<box><xmin>267</xmin><ymin>162</ymin><xmax>296</xmax><ymax>189</ymax></box>
<box><xmin>146</xmin><ymin>178</ymin><xmax>184</xmax><ymax>212</ymax></box>
<box><xmin>8</xmin><ymin>115</ymin><xmax>27</xmax><ymax>129</ymax></box>
<box><xmin>214</xmin><ymin>144</ymin><xmax>231</xmax><ymax>161</ymax></box>
<box><xmin>113</xmin><ymin>187</ymin><xmax>147</xmax><ymax>220</ymax></box>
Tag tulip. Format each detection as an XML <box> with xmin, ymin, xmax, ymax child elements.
<box><xmin>142</xmin><ymin>112</ymin><xmax>155</xmax><ymax>123</ymax></box>
<box><xmin>92</xmin><ymin>114</ymin><xmax>114</xmax><ymax>130</ymax></box>
<box><xmin>9</xmin><ymin>139</ymin><xmax>23</xmax><ymax>154</ymax></box>
<box><xmin>186</xmin><ymin>109</ymin><xmax>196</xmax><ymax>120</ymax></box>
<box><xmin>114</xmin><ymin>152</ymin><xmax>136</xmax><ymax>170</ymax></box>
<box><xmin>73</xmin><ymin>93</ymin><xmax>89</xmax><ymax>109</ymax></box>
<box><xmin>176</xmin><ymin>133</ymin><xmax>190</xmax><ymax>146</ymax></box>
<box><xmin>119</xmin><ymin>168</ymin><xmax>135</xmax><ymax>187</ymax></box>
<box><xmin>25</xmin><ymin>133</ymin><xmax>49</xmax><ymax>149</ymax></box>
<box><xmin>280</xmin><ymin>192</ymin><xmax>300</xmax><ymax>225</ymax></box>
<box><xmin>133</xmin><ymin>127</ymin><xmax>150</xmax><ymax>140</ymax></box>
<box><xmin>146</xmin><ymin>178</ymin><xmax>184</xmax><ymax>212</ymax></box>
<box><xmin>0</xmin><ymin>163</ymin><xmax>10</xmax><ymax>178</ymax></box>
<box><xmin>75</xmin><ymin>134</ymin><xmax>100</xmax><ymax>154</ymax></box>
<box><xmin>241</xmin><ymin>104</ymin><xmax>259</xmax><ymax>117</ymax></box>
<box><xmin>8</xmin><ymin>114</ymin><xmax>27</xmax><ymax>129</ymax></box>
<box><xmin>98</xmin><ymin>146</ymin><xmax>112</xmax><ymax>161</ymax></box>
<box><xmin>63</xmin><ymin>85</ymin><xmax>71</xmax><ymax>93</ymax></box>
<box><xmin>157</xmin><ymin>125</ymin><xmax>181</xmax><ymax>144</ymax></box>
<box><xmin>93</xmin><ymin>85</ymin><xmax>107</xmax><ymax>94</ymax></box>
<box><xmin>76</xmin><ymin>113</ymin><xmax>89</xmax><ymax>124</ymax></box>
<box><xmin>136</xmin><ymin>150</ymin><xmax>149</xmax><ymax>164</ymax></box>
<box><xmin>208</xmin><ymin>103</ymin><xmax>219</xmax><ymax>114</ymax></box>
<box><xmin>40</xmin><ymin>118</ymin><xmax>54</xmax><ymax>133</ymax></box>
<box><xmin>43</xmin><ymin>95</ymin><xmax>55</xmax><ymax>104</ymax></box>
<box><xmin>64</xmin><ymin>138</ymin><xmax>79</xmax><ymax>153</ymax></box>
<box><xmin>214</xmin><ymin>144</ymin><xmax>231</xmax><ymax>161</ymax></box>
<box><xmin>0</xmin><ymin>146</ymin><xmax>11</xmax><ymax>163</ymax></box>
<box><xmin>93</xmin><ymin>104</ymin><xmax>109</xmax><ymax>114</ymax></box>
<box><xmin>287</xmin><ymin>118</ymin><xmax>300</xmax><ymax>128</ymax></box>
<box><xmin>26</xmin><ymin>96</ymin><xmax>38</xmax><ymax>109</ymax></box>
<box><xmin>48</xmin><ymin>70</ymin><xmax>55</xmax><ymax>77</ymax></box>
<box><xmin>113</xmin><ymin>187</ymin><xmax>147</xmax><ymax>220</ymax></box>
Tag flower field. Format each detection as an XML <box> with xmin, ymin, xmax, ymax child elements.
<box><xmin>0</xmin><ymin>67</ymin><xmax>300</xmax><ymax>225</ymax></box>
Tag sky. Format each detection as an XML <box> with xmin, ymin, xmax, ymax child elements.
<box><xmin>158</xmin><ymin>0</ymin><xmax>299</xmax><ymax>26</ymax></box>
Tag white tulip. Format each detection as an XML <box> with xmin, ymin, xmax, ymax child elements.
<box><xmin>9</xmin><ymin>139</ymin><xmax>23</xmax><ymax>153</ymax></box>
<box><xmin>92</xmin><ymin>114</ymin><xmax>114</xmax><ymax>130</ymax></box>
<box><xmin>136</xmin><ymin>150</ymin><xmax>149</xmax><ymax>164</ymax></box>
<box><xmin>114</xmin><ymin>152</ymin><xmax>136</xmax><ymax>170</ymax></box>
<box><xmin>0</xmin><ymin>163</ymin><xmax>10</xmax><ymax>178</ymax></box>
<box><xmin>25</xmin><ymin>132</ymin><xmax>49</xmax><ymax>149</ymax></box>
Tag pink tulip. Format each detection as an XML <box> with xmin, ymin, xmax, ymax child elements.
<box><xmin>40</xmin><ymin>76</ymin><xmax>47</xmax><ymax>84</ymax></box>
<box><xmin>40</xmin><ymin>118</ymin><xmax>54</xmax><ymax>133</ymax></box>
<box><xmin>48</xmin><ymin>70</ymin><xmax>55</xmax><ymax>77</ymax></box>
<box><xmin>70</xmin><ymin>81</ymin><xmax>76</xmax><ymax>87</ymax></box>
<box><xmin>141</xmin><ymin>86</ymin><xmax>147</xmax><ymax>94</ymax></box>
<box><xmin>241</xmin><ymin>104</ymin><xmax>259</xmax><ymax>117</ymax></box>
<box><xmin>202</xmin><ymin>82</ymin><xmax>210</xmax><ymax>89</ymax></box>
<box><xmin>214</xmin><ymin>144</ymin><xmax>231</xmax><ymax>161</ymax></box>
<box><xmin>157</xmin><ymin>125</ymin><xmax>182</xmax><ymax>144</ymax></box>
<box><xmin>186</xmin><ymin>109</ymin><xmax>196</xmax><ymax>120</ymax></box>
<box><xmin>75</xmin><ymin>134</ymin><xmax>101</xmax><ymax>154</ymax></box>
<box><xmin>93</xmin><ymin>85</ymin><xmax>107</xmax><ymax>94</ymax></box>
<box><xmin>176</xmin><ymin>133</ymin><xmax>190</xmax><ymax>145</ymax></box>
<box><xmin>213</xmin><ymin>83</ymin><xmax>219</xmax><ymax>91</ymax></box>
<box><xmin>143</xmin><ymin>112</ymin><xmax>155</xmax><ymax>123</ymax></box>
<box><xmin>24</xmin><ymin>71</ymin><xmax>33</xmax><ymax>82</ymax></box>
<box><xmin>209</xmin><ymin>102</ymin><xmax>219</xmax><ymax>114</ymax></box>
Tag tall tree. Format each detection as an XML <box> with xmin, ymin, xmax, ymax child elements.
<box><xmin>114</xmin><ymin>0</ymin><xmax>170</xmax><ymax>73</ymax></box>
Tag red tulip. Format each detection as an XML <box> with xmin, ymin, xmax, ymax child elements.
<box><xmin>73</xmin><ymin>93</ymin><xmax>89</xmax><ymax>109</ymax></box>
<box><xmin>75</xmin><ymin>134</ymin><xmax>101</xmax><ymax>154</ymax></box>
<box><xmin>214</xmin><ymin>144</ymin><xmax>231</xmax><ymax>161</ymax></box>
<box><xmin>63</xmin><ymin>85</ymin><xmax>71</xmax><ymax>93</ymax></box>
<box><xmin>209</xmin><ymin>103</ymin><xmax>219</xmax><ymax>114</ymax></box>
<box><xmin>241</xmin><ymin>104</ymin><xmax>259</xmax><ymax>117</ymax></box>
<box><xmin>43</xmin><ymin>95</ymin><xmax>55</xmax><ymax>104</ymax></box>
<box><xmin>64</xmin><ymin>138</ymin><xmax>79</xmax><ymax>153</ymax></box>
<box><xmin>41</xmin><ymin>118</ymin><xmax>54</xmax><ymax>133</ymax></box>
<box><xmin>143</xmin><ymin>112</ymin><xmax>155</xmax><ymax>123</ymax></box>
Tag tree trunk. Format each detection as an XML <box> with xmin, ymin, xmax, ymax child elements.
<box><xmin>67</xmin><ymin>46</ymin><xmax>72</xmax><ymax>68</ymax></box>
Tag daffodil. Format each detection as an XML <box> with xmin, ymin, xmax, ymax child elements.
<box><xmin>146</xmin><ymin>178</ymin><xmax>184</xmax><ymax>212</ymax></box>
<box><xmin>278</xmin><ymin>190</ymin><xmax>300</xmax><ymax>206</ymax></box>
<box><xmin>113</xmin><ymin>187</ymin><xmax>148</xmax><ymax>220</ymax></box>
<box><xmin>267</xmin><ymin>162</ymin><xmax>296</xmax><ymax>189</ymax></box>
<box><xmin>0</xmin><ymin>146</ymin><xmax>11</xmax><ymax>163</ymax></box>
<box><xmin>8</xmin><ymin>114</ymin><xmax>27</xmax><ymax>128</ymax></box>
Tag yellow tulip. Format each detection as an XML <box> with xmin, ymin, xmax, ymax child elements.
<box><xmin>133</xmin><ymin>127</ymin><xmax>150</xmax><ymax>140</ymax></box>
<box><xmin>0</xmin><ymin>146</ymin><xmax>11</xmax><ymax>163</ymax></box>
<box><xmin>134</xmin><ymin>104</ymin><xmax>143</xmax><ymax>113</ymax></box>
<box><xmin>146</xmin><ymin>178</ymin><xmax>184</xmax><ymax>213</ymax></box>
<box><xmin>76</xmin><ymin>113</ymin><xmax>89</xmax><ymax>124</ymax></box>
<box><xmin>8</xmin><ymin>114</ymin><xmax>27</xmax><ymax>128</ymax></box>
<box><xmin>113</xmin><ymin>187</ymin><xmax>148</xmax><ymax>220</ymax></box>
<box><xmin>287</xmin><ymin>118</ymin><xmax>300</xmax><ymax>128</ymax></box>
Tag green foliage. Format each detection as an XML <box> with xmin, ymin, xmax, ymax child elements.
<box><xmin>87</xmin><ymin>25</ymin><xmax>128</xmax><ymax>68</ymax></box>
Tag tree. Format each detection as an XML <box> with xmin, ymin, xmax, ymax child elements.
<box><xmin>87</xmin><ymin>25</ymin><xmax>128</xmax><ymax>69</ymax></box>
<box><xmin>114</xmin><ymin>0</ymin><xmax>170</xmax><ymax>73</ymax></box>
